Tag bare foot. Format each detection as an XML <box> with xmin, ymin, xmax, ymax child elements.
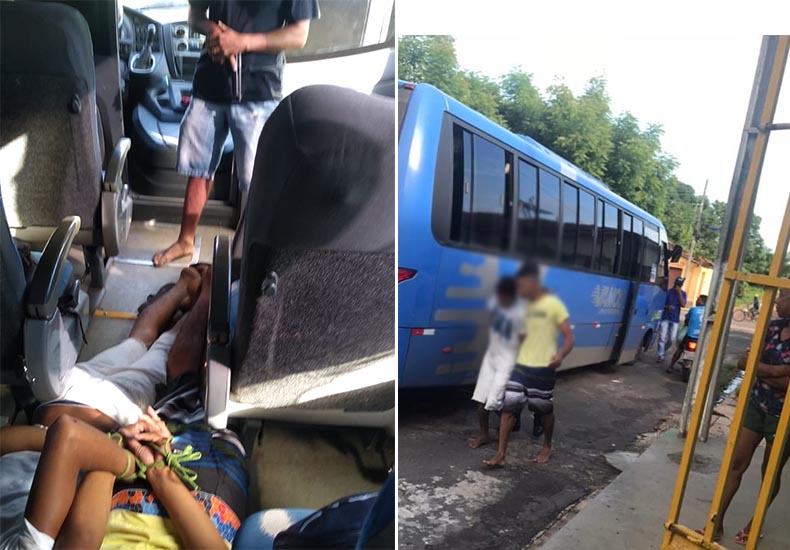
<box><xmin>534</xmin><ymin>446</ymin><xmax>552</xmax><ymax>463</ymax></box>
<box><xmin>482</xmin><ymin>453</ymin><xmax>505</xmax><ymax>468</ymax></box>
<box><xmin>153</xmin><ymin>240</ymin><xmax>194</xmax><ymax>267</ymax></box>
<box><xmin>467</xmin><ymin>436</ymin><xmax>491</xmax><ymax>449</ymax></box>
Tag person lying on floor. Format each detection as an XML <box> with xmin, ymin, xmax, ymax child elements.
<box><xmin>0</xmin><ymin>265</ymin><xmax>208</xmax><ymax>544</ymax></box>
<box><xmin>31</xmin><ymin>264</ymin><xmax>208</xmax><ymax>431</ymax></box>
<box><xmin>0</xmin><ymin>268</ymin><xmax>249</xmax><ymax>549</ymax></box>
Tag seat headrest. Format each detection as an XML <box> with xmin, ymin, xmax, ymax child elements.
<box><xmin>0</xmin><ymin>1</ymin><xmax>95</xmax><ymax>93</ymax></box>
<box><xmin>241</xmin><ymin>85</ymin><xmax>395</xmax><ymax>255</ymax></box>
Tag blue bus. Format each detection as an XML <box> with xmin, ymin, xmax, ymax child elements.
<box><xmin>398</xmin><ymin>82</ymin><xmax>673</xmax><ymax>388</ymax></box>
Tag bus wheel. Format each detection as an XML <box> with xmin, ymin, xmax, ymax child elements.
<box><xmin>637</xmin><ymin>331</ymin><xmax>653</xmax><ymax>361</ymax></box>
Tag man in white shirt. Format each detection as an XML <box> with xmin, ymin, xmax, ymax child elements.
<box><xmin>468</xmin><ymin>277</ymin><xmax>526</xmax><ymax>449</ymax></box>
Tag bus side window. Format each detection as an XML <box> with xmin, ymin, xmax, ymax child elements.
<box><xmin>561</xmin><ymin>182</ymin><xmax>578</xmax><ymax>265</ymax></box>
<box><xmin>450</xmin><ymin>126</ymin><xmax>473</xmax><ymax>243</ymax></box>
<box><xmin>619</xmin><ymin>213</ymin><xmax>633</xmax><ymax>277</ymax></box>
<box><xmin>537</xmin><ymin>169</ymin><xmax>560</xmax><ymax>260</ymax></box>
<box><xmin>516</xmin><ymin>160</ymin><xmax>538</xmax><ymax>256</ymax></box>
<box><xmin>642</xmin><ymin>223</ymin><xmax>660</xmax><ymax>282</ymax></box>
<box><xmin>601</xmin><ymin>203</ymin><xmax>618</xmax><ymax>273</ymax></box>
<box><xmin>576</xmin><ymin>189</ymin><xmax>595</xmax><ymax>269</ymax></box>
<box><xmin>594</xmin><ymin>199</ymin><xmax>604</xmax><ymax>271</ymax></box>
<box><xmin>631</xmin><ymin>218</ymin><xmax>644</xmax><ymax>279</ymax></box>
<box><xmin>470</xmin><ymin>135</ymin><xmax>508</xmax><ymax>250</ymax></box>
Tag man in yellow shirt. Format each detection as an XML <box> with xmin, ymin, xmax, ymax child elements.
<box><xmin>483</xmin><ymin>262</ymin><xmax>574</xmax><ymax>467</ymax></box>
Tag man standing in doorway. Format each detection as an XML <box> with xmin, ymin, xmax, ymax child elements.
<box><xmin>154</xmin><ymin>0</ymin><xmax>320</xmax><ymax>266</ymax></box>
<box><xmin>657</xmin><ymin>276</ymin><xmax>687</xmax><ymax>363</ymax></box>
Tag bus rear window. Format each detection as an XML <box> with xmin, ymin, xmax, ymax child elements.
<box><xmin>449</xmin><ymin>126</ymin><xmax>509</xmax><ymax>250</ymax></box>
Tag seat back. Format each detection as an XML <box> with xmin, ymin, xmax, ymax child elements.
<box><xmin>232</xmin><ymin>85</ymin><xmax>395</xmax><ymax>413</ymax></box>
<box><xmin>0</xmin><ymin>192</ymin><xmax>28</xmax><ymax>378</ymax></box>
<box><xmin>0</xmin><ymin>1</ymin><xmax>102</xmax><ymax>234</ymax></box>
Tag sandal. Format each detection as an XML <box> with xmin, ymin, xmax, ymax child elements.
<box><xmin>734</xmin><ymin>527</ymin><xmax>762</xmax><ymax>546</ymax></box>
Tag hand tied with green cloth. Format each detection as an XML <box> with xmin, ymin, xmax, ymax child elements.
<box><xmin>108</xmin><ymin>431</ymin><xmax>203</xmax><ymax>491</ymax></box>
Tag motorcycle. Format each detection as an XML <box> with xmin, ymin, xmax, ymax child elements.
<box><xmin>679</xmin><ymin>337</ymin><xmax>698</xmax><ymax>383</ymax></box>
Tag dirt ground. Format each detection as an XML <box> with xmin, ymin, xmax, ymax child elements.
<box><xmin>397</xmin><ymin>328</ymin><xmax>753</xmax><ymax>550</ymax></box>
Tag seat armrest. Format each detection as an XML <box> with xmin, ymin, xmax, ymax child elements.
<box><xmin>206</xmin><ymin>235</ymin><xmax>232</xmax><ymax>428</ymax></box>
<box><xmin>209</xmin><ymin>235</ymin><xmax>231</xmax><ymax>345</ymax></box>
<box><xmin>104</xmin><ymin>137</ymin><xmax>131</xmax><ymax>193</ymax></box>
<box><xmin>26</xmin><ymin>216</ymin><xmax>81</xmax><ymax>320</ymax></box>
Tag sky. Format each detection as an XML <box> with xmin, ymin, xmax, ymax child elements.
<box><xmin>397</xmin><ymin>1</ymin><xmax>790</xmax><ymax>252</ymax></box>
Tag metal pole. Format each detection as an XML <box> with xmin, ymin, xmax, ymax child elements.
<box><xmin>684</xmin><ymin>179</ymin><xmax>708</xmax><ymax>280</ymax></box>
<box><xmin>664</xmin><ymin>37</ymin><xmax>789</xmax><ymax>549</ymax></box>
<box><xmin>678</xmin><ymin>35</ymin><xmax>788</xmax><ymax>439</ymax></box>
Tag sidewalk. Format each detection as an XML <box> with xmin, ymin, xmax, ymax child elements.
<box><xmin>537</xmin><ymin>418</ymin><xmax>789</xmax><ymax>549</ymax></box>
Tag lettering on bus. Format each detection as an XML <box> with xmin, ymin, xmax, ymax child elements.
<box><xmin>591</xmin><ymin>284</ymin><xmax>626</xmax><ymax>315</ymax></box>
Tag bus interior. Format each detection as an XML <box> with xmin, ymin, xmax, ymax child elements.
<box><xmin>0</xmin><ymin>0</ymin><xmax>395</xmax><ymax>546</ymax></box>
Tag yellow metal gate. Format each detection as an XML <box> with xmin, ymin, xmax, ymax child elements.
<box><xmin>662</xmin><ymin>35</ymin><xmax>790</xmax><ymax>550</ymax></box>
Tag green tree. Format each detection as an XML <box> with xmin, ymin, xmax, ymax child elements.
<box><xmin>397</xmin><ymin>35</ymin><xmax>465</xmax><ymax>98</ymax></box>
<box><xmin>540</xmin><ymin>78</ymin><xmax>613</xmax><ymax>180</ymax></box>
<box><xmin>662</xmin><ymin>181</ymin><xmax>698</xmax><ymax>248</ymax></box>
<box><xmin>398</xmin><ymin>34</ymin><xmax>777</xmax><ymax>264</ymax></box>
<box><xmin>457</xmin><ymin>71</ymin><xmax>503</xmax><ymax>123</ymax></box>
<box><xmin>498</xmin><ymin>68</ymin><xmax>545</xmax><ymax>138</ymax></box>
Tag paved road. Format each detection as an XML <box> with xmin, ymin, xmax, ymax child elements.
<box><xmin>398</xmin><ymin>328</ymin><xmax>753</xmax><ymax>550</ymax></box>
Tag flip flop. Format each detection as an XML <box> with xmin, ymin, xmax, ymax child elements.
<box><xmin>734</xmin><ymin>527</ymin><xmax>762</xmax><ymax>546</ymax></box>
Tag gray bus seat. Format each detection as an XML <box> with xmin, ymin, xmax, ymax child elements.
<box><xmin>372</xmin><ymin>48</ymin><xmax>396</xmax><ymax>98</ymax></box>
<box><xmin>1</xmin><ymin>192</ymin><xmax>90</xmax><ymax>413</ymax></box>
<box><xmin>0</xmin><ymin>1</ymin><xmax>132</xmax><ymax>288</ymax></box>
<box><xmin>206</xmin><ymin>85</ymin><xmax>395</xmax><ymax>430</ymax></box>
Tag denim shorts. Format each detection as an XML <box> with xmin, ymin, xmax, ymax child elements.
<box><xmin>176</xmin><ymin>97</ymin><xmax>279</xmax><ymax>193</ymax></box>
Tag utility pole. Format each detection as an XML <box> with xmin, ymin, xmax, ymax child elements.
<box><xmin>684</xmin><ymin>179</ymin><xmax>708</xmax><ymax>280</ymax></box>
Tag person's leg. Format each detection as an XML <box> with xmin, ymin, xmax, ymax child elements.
<box><xmin>153</xmin><ymin>177</ymin><xmax>212</xmax><ymax>267</ymax></box>
<box><xmin>535</xmin><ymin>413</ymin><xmax>555</xmax><ymax>464</ymax></box>
<box><xmin>129</xmin><ymin>266</ymin><xmax>203</xmax><ymax>346</ymax></box>
<box><xmin>532</xmin><ymin>412</ymin><xmax>544</xmax><ymax>437</ymax></box>
<box><xmin>468</xmin><ymin>406</ymin><xmax>490</xmax><ymax>449</ymax></box>
<box><xmin>483</xmin><ymin>411</ymin><xmax>516</xmax><ymax>467</ymax></box>
<box><xmin>155</xmin><ymin>98</ymin><xmax>229</xmax><ymax>267</ymax></box>
<box><xmin>738</xmin><ymin>432</ymin><xmax>790</xmax><ymax>540</ymax></box>
<box><xmin>483</xmin><ymin>384</ymin><xmax>525</xmax><ymax>467</ymax></box>
<box><xmin>0</xmin><ymin>425</ymin><xmax>48</xmax><ymax>455</ymax></box>
<box><xmin>165</xmin><ymin>267</ymin><xmax>211</xmax><ymax>382</ymax></box>
<box><xmin>227</xmin><ymin>100</ymin><xmax>278</xmax><ymax>197</ymax></box>
<box><xmin>657</xmin><ymin>320</ymin><xmax>668</xmax><ymax>361</ymax></box>
<box><xmin>25</xmin><ymin>415</ymin><xmax>136</xmax><ymax>540</ymax></box>
<box><xmin>469</xmin><ymin>355</ymin><xmax>498</xmax><ymax>448</ymax></box>
<box><xmin>713</xmin><ymin>427</ymin><xmax>764</xmax><ymax>539</ymax></box>
<box><xmin>54</xmin><ymin>471</ymin><xmax>114</xmax><ymax>549</ymax></box>
<box><xmin>669</xmin><ymin>339</ymin><xmax>685</xmax><ymax>372</ymax></box>
<box><xmin>668</xmin><ymin>322</ymin><xmax>679</xmax><ymax>353</ymax></box>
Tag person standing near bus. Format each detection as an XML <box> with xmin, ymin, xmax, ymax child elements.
<box><xmin>483</xmin><ymin>262</ymin><xmax>574</xmax><ymax>467</ymax></box>
<box><xmin>468</xmin><ymin>277</ymin><xmax>525</xmax><ymax>449</ymax></box>
<box><xmin>153</xmin><ymin>0</ymin><xmax>320</xmax><ymax>267</ymax></box>
<box><xmin>657</xmin><ymin>276</ymin><xmax>687</xmax><ymax>363</ymax></box>
<box><xmin>700</xmin><ymin>286</ymin><xmax>790</xmax><ymax>545</ymax></box>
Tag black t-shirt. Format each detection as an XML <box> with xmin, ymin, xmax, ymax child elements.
<box><xmin>190</xmin><ymin>0</ymin><xmax>319</xmax><ymax>103</ymax></box>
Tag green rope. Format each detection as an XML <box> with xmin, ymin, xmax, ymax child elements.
<box><xmin>117</xmin><ymin>451</ymin><xmax>137</xmax><ymax>482</ymax></box>
<box><xmin>137</xmin><ymin>438</ymin><xmax>203</xmax><ymax>491</ymax></box>
<box><xmin>104</xmin><ymin>433</ymin><xmax>202</xmax><ymax>489</ymax></box>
